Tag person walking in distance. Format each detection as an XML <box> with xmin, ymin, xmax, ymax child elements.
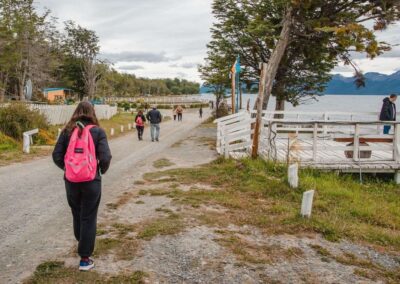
<box><xmin>135</xmin><ymin>110</ymin><xmax>146</xmax><ymax>141</ymax></box>
<box><xmin>199</xmin><ymin>106</ymin><xmax>203</xmax><ymax>119</ymax></box>
<box><xmin>52</xmin><ymin>102</ymin><xmax>112</xmax><ymax>271</ymax></box>
<box><xmin>176</xmin><ymin>105</ymin><xmax>183</xmax><ymax>121</ymax></box>
<box><xmin>146</xmin><ymin>105</ymin><xmax>162</xmax><ymax>142</ymax></box>
<box><xmin>379</xmin><ymin>94</ymin><xmax>397</xmax><ymax>134</ymax></box>
<box><xmin>173</xmin><ymin>106</ymin><xmax>177</xmax><ymax>121</ymax></box>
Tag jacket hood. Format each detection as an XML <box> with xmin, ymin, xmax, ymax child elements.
<box><xmin>383</xmin><ymin>97</ymin><xmax>391</xmax><ymax>103</ymax></box>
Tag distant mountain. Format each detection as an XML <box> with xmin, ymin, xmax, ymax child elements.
<box><xmin>325</xmin><ymin>71</ymin><xmax>400</xmax><ymax>95</ymax></box>
<box><xmin>200</xmin><ymin>71</ymin><xmax>400</xmax><ymax>95</ymax></box>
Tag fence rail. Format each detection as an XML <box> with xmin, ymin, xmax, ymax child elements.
<box><xmin>215</xmin><ymin>111</ymin><xmax>400</xmax><ymax>173</ymax></box>
<box><xmin>28</xmin><ymin>104</ymin><xmax>117</xmax><ymax>125</ymax></box>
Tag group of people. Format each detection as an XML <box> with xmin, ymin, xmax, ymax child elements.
<box><xmin>50</xmin><ymin>95</ymin><xmax>397</xmax><ymax>272</ymax></box>
<box><xmin>134</xmin><ymin>106</ymin><xmax>162</xmax><ymax>142</ymax></box>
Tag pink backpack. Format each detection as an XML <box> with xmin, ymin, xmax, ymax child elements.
<box><xmin>136</xmin><ymin>116</ymin><xmax>144</xmax><ymax>126</ymax></box>
<box><xmin>64</xmin><ymin>125</ymin><xmax>97</xmax><ymax>183</ymax></box>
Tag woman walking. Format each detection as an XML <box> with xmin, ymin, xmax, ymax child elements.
<box><xmin>176</xmin><ymin>105</ymin><xmax>183</xmax><ymax>121</ymax></box>
<box><xmin>52</xmin><ymin>102</ymin><xmax>112</xmax><ymax>271</ymax></box>
<box><xmin>135</xmin><ymin>110</ymin><xmax>146</xmax><ymax>140</ymax></box>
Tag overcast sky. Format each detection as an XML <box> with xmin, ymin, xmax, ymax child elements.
<box><xmin>36</xmin><ymin>0</ymin><xmax>400</xmax><ymax>82</ymax></box>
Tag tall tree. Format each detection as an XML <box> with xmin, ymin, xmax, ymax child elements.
<box><xmin>205</xmin><ymin>0</ymin><xmax>398</xmax><ymax>112</ymax></box>
<box><xmin>63</xmin><ymin>21</ymin><xmax>101</xmax><ymax>100</ymax></box>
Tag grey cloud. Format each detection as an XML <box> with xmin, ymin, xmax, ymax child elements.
<box><xmin>169</xmin><ymin>62</ymin><xmax>199</xmax><ymax>69</ymax></box>
<box><xmin>100</xmin><ymin>51</ymin><xmax>180</xmax><ymax>63</ymax></box>
<box><xmin>118</xmin><ymin>64</ymin><xmax>144</xmax><ymax>71</ymax></box>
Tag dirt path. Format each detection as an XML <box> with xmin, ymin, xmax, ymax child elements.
<box><xmin>0</xmin><ymin>109</ymin><xmax>211</xmax><ymax>283</ymax></box>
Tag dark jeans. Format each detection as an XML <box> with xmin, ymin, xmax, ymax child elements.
<box><xmin>384</xmin><ymin>125</ymin><xmax>391</xmax><ymax>134</ymax></box>
<box><xmin>173</xmin><ymin>115</ymin><xmax>177</xmax><ymax>121</ymax></box>
<box><xmin>65</xmin><ymin>180</ymin><xmax>101</xmax><ymax>258</ymax></box>
<box><xmin>136</xmin><ymin>126</ymin><xmax>144</xmax><ymax>139</ymax></box>
<box><xmin>178</xmin><ymin>113</ymin><xmax>182</xmax><ymax>121</ymax></box>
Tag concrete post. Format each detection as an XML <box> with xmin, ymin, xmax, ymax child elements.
<box><xmin>120</xmin><ymin>125</ymin><xmax>124</xmax><ymax>133</ymax></box>
<box><xmin>301</xmin><ymin>190</ymin><xmax>315</xmax><ymax>218</ymax></box>
<box><xmin>288</xmin><ymin>163</ymin><xmax>299</xmax><ymax>188</ymax></box>
<box><xmin>111</xmin><ymin>128</ymin><xmax>115</xmax><ymax>136</ymax></box>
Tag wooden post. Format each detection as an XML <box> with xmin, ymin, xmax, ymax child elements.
<box><xmin>251</xmin><ymin>6</ymin><xmax>293</xmax><ymax>158</ymax></box>
<box><xmin>252</xmin><ymin>63</ymin><xmax>268</xmax><ymax>158</ymax></box>
<box><xmin>313</xmin><ymin>123</ymin><xmax>318</xmax><ymax>161</ymax></box>
<box><xmin>231</xmin><ymin>72</ymin><xmax>235</xmax><ymax>114</ymax></box>
<box><xmin>353</xmin><ymin>124</ymin><xmax>360</xmax><ymax>162</ymax></box>
<box><xmin>393</xmin><ymin>123</ymin><xmax>400</xmax><ymax>162</ymax></box>
<box><xmin>323</xmin><ymin>113</ymin><xmax>327</xmax><ymax>135</ymax></box>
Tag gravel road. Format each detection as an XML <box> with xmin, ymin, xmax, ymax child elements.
<box><xmin>0</xmin><ymin>109</ymin><xmax>209</xmax><ymax>283</ymax></box>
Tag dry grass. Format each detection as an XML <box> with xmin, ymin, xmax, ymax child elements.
<box><xmin>216</xmin><ymin>232</ymin><xmax>303</xmax><ymax>264</ymax></box>
<box><xmin>25</xmin><ymin>261</ymin><xmax>148</xmax><ymax>284</ymax></box>
<box><xmin>136</xmin><ymin>213</ymin><xmax>185</xmax><ymax>240</ymax></box>
<box><xmin>143</xmin><ymin>158</ymin><xmax>400</xmax><ymax>252</ymax></box>
<box><xmin>153</xmin><ymin>158</ymin><xmax>175</xmax><ymax>169</ymax></box>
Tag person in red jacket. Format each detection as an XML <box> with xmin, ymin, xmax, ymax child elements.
<box><xmin>135</xmin><ymin>110</ymin><xmax>146</xmax><ymax>140</ymax></box>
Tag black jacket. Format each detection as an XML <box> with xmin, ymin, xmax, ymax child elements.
<box><xmin>52</xmin><ymin>123</ymin><xmax>112</xmax><ymax>181</ymax></box>
<box><xmin>380</xmin><ymin>97</ymin><xmax>397</xmax><ymax>121</ymax></box>
<box><xmin>146</xmin><ymin>109</ymin><xmax>162</xmax><ymax>124</ymax></box>
<box><xmin>134</xmin><ymin>114</ymin><xmax>146</xmax><ymax>124</ymax></box>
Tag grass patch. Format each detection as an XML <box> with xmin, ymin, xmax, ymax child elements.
<box><xmin>137</xmin><ymin>214</ymin><xmax>185</xmax><ymax>240</ymax></box>
<box><xmin>25</xmin><ymin>261</ymin><xmax>148</xmax><ymax>283</ymax></box>
<box><xmin>153</xmin><ymin>158</ymin><xmax>175</xmax><ymax>169</ymax></box>
<box><xmin>93</xmin><ymin>238</ymin><xmax>121</xmax><ymax>257</ymax></box>
<box><xmin>135</xmin><ymin>200</ymin><xmax>145</xmax><ymax>204</ymax></box>
<box><xmin>143</xmin><ymin>157</ymin><xmax>400</xmax><ymax>251</ymax></box>
<box><xmin>100</xmin><ymin>112</ymin><xmax>137</xmax><ymax>139</ymax></box>
<box><xmin>216</xmin><ymin>233</ymin><xmax>303</xmax><ymax>264</ymax></box>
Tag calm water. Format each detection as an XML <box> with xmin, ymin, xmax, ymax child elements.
<box><xmin>200</xmin><ymin>94</ymin><xmax>389</xmax><ymax>113</ymax></box>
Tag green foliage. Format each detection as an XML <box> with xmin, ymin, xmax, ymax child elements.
<box><xmin>0</xmin><ymin>132</ymin><xmax>18</xmax><ymax>152</ymax></box>
<box><xmin>97</xmin><ymin>68</ymin><xmax>200</xmax><ymax>97</ymax></box>
<box><xmin>204</xmin><ymin>0</ymin><xmax>400</xmax><ymax>109</ymax></box>
<box><xmin>0</xmin><ymin>103</ymin><xmax>49</xmax><ymax>140</ymax></box>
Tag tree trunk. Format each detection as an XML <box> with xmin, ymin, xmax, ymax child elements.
<box><xmin>252</xmin><ymin>7</ymin><xmax>293</xmax><ymax>158</ymax></box>
<box><xmin>274</xmin><ymin>97</ymin><xmax>285</xmax><ymax>119</ymax></box>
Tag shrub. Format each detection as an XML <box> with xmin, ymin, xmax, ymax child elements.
<box><xmin>0</xmin><ymin>132</ymin><xmax>18</xmax><ymax>152</ymax></box>
<box><xmin>35</xmin><ymin>129</ymin><xmax>56</xmax><ymax>146</ymax></box>
<box><xmin>0</xmin><ymin>103</ymin><xmax>49</xmax><ymax>141</ymax></box>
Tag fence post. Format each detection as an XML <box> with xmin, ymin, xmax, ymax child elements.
<box><xmin>111</xmin><ymin>128</ymin><xmax>115</xmax><ymax>136</ymax></box>
<box><xmin>393</xmin><ymin>123</ymin><xmax>400</xmax><ymax>162</ymax></box>
<box><xmin>301</xmin><ymin>190</ymin><xmax>315</xmax><ymax>218</ymax></box>
<box><xmin>22</xmin><ymin>129</ymin><xmax>39</xmax><ymax>154</ymax></box>
<box><xmin>288</xmin><ymin>163</ymin><xmax>299</xmax><ymax>188</ymax></box>
<box><xmin>323</xmin><ymin>113</ymin><xmax>327</xmax><ymax>135</ymax></box>
<box><xmin>120</xmin><ymin>125</ymin><xmax>124</xmax><ymax>133</ymax></box>
<box><xmin>313</xmin><ymin>123</ymin><xmax>318</xmax><ymax>161</ymax></box>
<box><xmin>353</xmin><ymin>124</ymin><xmax>360</xmax><ymax>162</ymax></box>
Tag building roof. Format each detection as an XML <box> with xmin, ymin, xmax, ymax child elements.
<box><xmin>43</xmin><ymin>88</ymin><xmax>71</xmax><ymax>93</ymax></box>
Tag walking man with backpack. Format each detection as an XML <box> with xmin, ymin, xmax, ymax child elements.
<box><xmin>52</xmin><ymin>101</ymin><xmax>112</xmax><ymax>271</ymax></box>
<box><xmin>146</xmin><ymin>105</ymin><xmax>162</xmax><ymax>142</ymax></box>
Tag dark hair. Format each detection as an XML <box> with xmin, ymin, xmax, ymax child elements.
<box><xmin>138</xmin><ymin>110</ymin><xmax>143</xmax><ymax>115</ymax></box>
<box><xmin>64</xmin><ymin>101</ymin><xmax>99</xmax><ymax>133</ymax></box>
<box><xmin>390</xmin><ymin>94</ymin><xmax>398</xmax><ymax>99</ymax></box>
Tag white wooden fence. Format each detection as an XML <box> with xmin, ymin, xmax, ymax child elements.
<box><xmin>28</xmin><ymin>104</ymin><xmax>117</xmax><ymax>125</ymax></box>
<box><xmin>215</xmin><ymin>111</ymin><xmax>400</xmax><ymax>173</ymax></box>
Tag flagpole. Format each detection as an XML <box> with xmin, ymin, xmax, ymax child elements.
<box><xmin>231</xmin><ymin>71</ymin><xmax>235</xmax><ymax>114</ymax></box>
